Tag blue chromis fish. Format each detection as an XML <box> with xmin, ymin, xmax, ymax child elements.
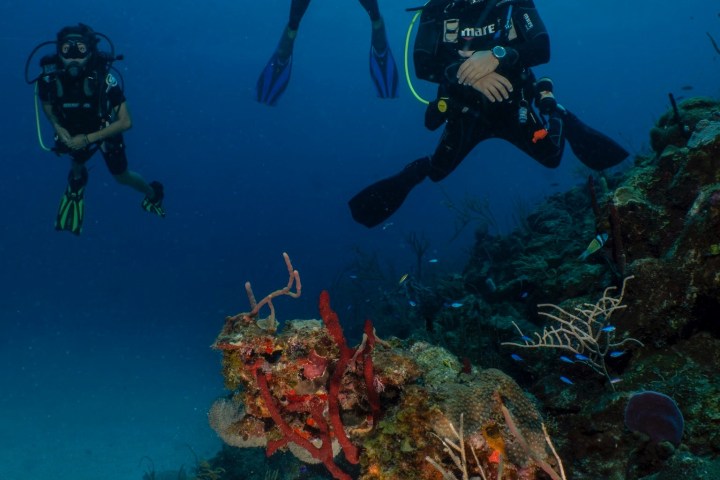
<box><xmin>449</xmin><ymin>302</ymin><xmax>464</xmax><ymax>308</ymax></box>
<box><xmin>575</xmin><ymin>353</ymin><xmax>590</xmax><ymax>361</ymax></box>
<box><xmin>600</xmin><ymin>325</ymin><xmax>616</xmax><ymax>332</ymax></box>
<box><xmin>578</xmin><ymin>232</ymin><xmax>608</xmax><ymax>261</ymax></box>
<box><xmin>560</xmin><ymin>376</ymin><xmax>574</xmax><ymax>385</ymax></box>
<box><xmin>609</xmin><ymin>351</ymin><xmax>626</xmax><ymax>358</ymax></box>
<box><xmin>559</xmin><ymin>355</ymin><xmax>575</xmax><ymax>364</ymax></box>
<box><xmin>510</xmin><ymin>354</ymin><xmax>524</xmax><ymax>362</ymax></box>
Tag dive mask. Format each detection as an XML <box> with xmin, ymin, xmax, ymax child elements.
<box><xmin>59</xmin><ymin>39</ymin><xmax>91</xmax><ymax>59</ymax></box>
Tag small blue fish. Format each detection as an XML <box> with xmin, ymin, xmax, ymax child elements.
<box><xmin>560</xmin><ymin>376</ymin><xmax>574</xmax><ymax>385</ymax></box>
<box><xmin>610</xmin><ymin>378</ymin><xmax>623</xmax><ymax>384</ymax></box>
<box><xmin>600</xmin><ymin>325</ymin><xmax>616</xmax><ymax>332</ymax></box>
<box><xmin>520</xmin><ymin>291</ymin><xmax>529</xmax><ymax>299</ymax></box>
<box><xmin>449</xmin><ymin>302</ymin><xmax>464</xmax><ymax>308</ymax></box>
<box><xmin>511</xmin><ymin>354</ymin><xmax>524</xmax><ymax>362</ymax></box>
<box><xmin>349</xmin><ymin>274</ymin><xmax>358</xmax><ymax>279</ymax></box>
<box><xmin>575</xmin><ymin>354</ymin><xmax>590</xmax><ymax>361</ymax></box>
<box><xmin>578</xmin><ymin>232</ymin><xmax>608</xmax><ymax>261</ymax></box>
<box><xmin>408</xmin><ymin>300</ymin><xmax>417</xmax><ymax>307</ymax></box>
<box><xmin>428</xmin><ymin>258</ymin><xmax>439</xmax><ymax>263</ymax></box>
<box><xmin>520</xmin><ymin>335</ymin><xmax>533</xmax><ymax>342</ymax></box>
<box><xmin>609</xmin><ymin>351</ymin><xmax>626</xmax><ymax>358</ymax></box>
<box><xmin>559</xmin><ymin>356</ymin><xmax>575</xmax><ymax>364</ymax></box>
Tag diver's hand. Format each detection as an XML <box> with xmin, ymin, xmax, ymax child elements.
<box><xmin>66</xmin><ymin>134</ymin><xmax>90</xmax><ymax>151</ymax></box>
<box><xmin>456</xmin><ymin>50</ymin><xmax>499</xmax><ymax>86</ymax></box>
<box><xmin>55</xmin><ymin>126</ymin><xmax>71</xmax><ymax>145</ymax></box>
<box><xmin>469</xmin><ymin>72</ymin><xmax>513</xmax><ymax>102</ymax></box>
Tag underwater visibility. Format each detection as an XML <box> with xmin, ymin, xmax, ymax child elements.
<box><xmin>4</xmin><ymin>0</ymin><xmax>720</xmax><ymax>480</ymax></box>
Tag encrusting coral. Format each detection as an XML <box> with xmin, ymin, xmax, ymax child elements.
<box><xmin>208</xmin><ymin>254</ymin><xmax>566</xmax><ymax>480</ymax></box>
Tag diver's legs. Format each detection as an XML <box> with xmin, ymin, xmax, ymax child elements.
<box><xmin>113</xmin><ymin>170</ymin><xmax>155</xmax><ymax>198</ymax></box>
<box><xmin>112</xmin><ymin>170</ymin><xmax>164</xmax><ymax>216</ymax></box>
<box><xmin>68</xmin><ymin>161</ymin><xmax>88</xmax><ymax>191</ymax></box>
<box><xmin>361</xmin><ymin>0</ymin><xmax>398</xmax><ymax>98</ymax></box>
<box><xmin>275</xmin><ymin>26</ymin><xmax>297</xmax><ymax>62</ymax></box>
<box><xmin>358</xmin><ymin>0</ymin><xmax>381</xmax><ymax>21</ymax></box>
<box><xmin>532</xmin><ymin>77</ymin><xmax>628</xmax><ymax>170</ymax></box>
<box><xmin>275</xmin><ymin>0</ymin><xmax>312</xmax><ymax>60</ymax></box>
<box><xmin>257</xmin><ymin>4</ymin><xmax>307</xmax><ymax>107</ymax></box>
<box><xmin>289</xmin><ymin>0</ymin><xmax>312</xmax><ymax>30</ymax></box>
<box><xmin>535</xmin><ymin>77</ymin><xmax>557</xmax><ymax>115</ymax></box>
<box><xmin>69</xmin><ymin>160</ymin><xmax>87</xmax><ymax>188</ymax></box>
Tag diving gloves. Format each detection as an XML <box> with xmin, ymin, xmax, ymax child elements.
<box><xmin>141</xmin><ymin>181</ymin><xmax>166</xmax><ymax>218</ymax></box>
<box><xmin>55</xmin><ymin>167</ymin><xmax>88</xmax><ymax>235</ymax></box>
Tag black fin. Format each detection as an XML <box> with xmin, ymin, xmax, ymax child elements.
<box><xmin>562</xmin><ymin>110</ymin><xmax>629</xmax><ymax>170</ymax></box>
<box><xmin>349</xmin><ymin>159</ymin><xmax>428</xmax><ymax>228</ymax></box>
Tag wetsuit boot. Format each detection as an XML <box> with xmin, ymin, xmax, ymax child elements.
<box><xmin>349</xmin><ymin>157</ymin><xmax>430</xmax><ymax>227</ymax></box>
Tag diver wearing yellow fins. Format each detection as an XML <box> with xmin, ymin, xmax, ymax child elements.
<box><xmin>349</xmin><ymin>0</ymin><xmax>629</xmax><ymax>228</ymax></box>
<box><xmin>26</xmin><ymin>23</ymin><xmax>165</xmax><ymax>235</ymax></box>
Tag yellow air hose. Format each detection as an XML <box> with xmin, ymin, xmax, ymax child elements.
<box><xmin>34</xmin><ymin>82</ymin><xmax>52</xmax><ymax>152</ymax></box>
<box><xmin>404</xmin><ymin>10</ymin><xmax>430</xmax><ymax>105</ymax></box>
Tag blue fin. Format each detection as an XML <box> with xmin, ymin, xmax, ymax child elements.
<box><xmin>369</xmin><ymin>45</ymin><xmax>398</xmax><ymax>99</ymax></box>
<box><xmin>256</xmin><ymin>51</ymin><xmax>293</xmax><ymax>106</ymax></box>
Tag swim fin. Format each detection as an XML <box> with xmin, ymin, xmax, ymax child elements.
<box><xmin>561</xmin><ymin>108</ymin><xmax>629</xmax><ymax>170</ymax></box>
<box><xmin>141</xmin><ymin>181</ymin><xmax>166</xmax><ymax>218</ymax></box>
<box><xmin>349</xmin><ymin>158</ymin><xmax>428</xmax><ymax>228</ymax></box>
<box><xmin>55</xmin><ymin>167</ymin><xmax>88</xmax><ymax>235</ymax></box>
<box><xmin>369</xmin><ymin>45</ymin><xmax>398</xmax><ymax>99</ymax></box>
<box><xmin>256</xmin><ymin>51</ymin><xmax>293</xmax><ymax>106</ymax></box>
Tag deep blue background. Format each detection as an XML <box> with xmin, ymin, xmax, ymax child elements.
<box><xmin>1</xmin><ymin>0</ymin><xmax>718</xmax><ymax>477</ymax></box>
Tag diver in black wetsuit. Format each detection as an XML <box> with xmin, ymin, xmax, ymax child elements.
<box><xmin>349</xmin><ymin>0</ymin><xmax>628</xmax><ymax>228</ymax></box>
<box><xmin>257</xmin><ymin>0</ymin><xmax>398</xmax><ymax>105</ymax></box>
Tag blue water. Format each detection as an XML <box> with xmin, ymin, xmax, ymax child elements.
<box><xmin>2</xmin><ymin>1</ymin><xmax>719</xmax><ymax>478</ymax></box>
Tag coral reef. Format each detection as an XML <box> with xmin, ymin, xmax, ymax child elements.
<box><xmin>208</xmin><ymin>257</ymin><xmax>565</xmax><ymax>479</ymax></box>
<box><xmin>414</xmin><ymin>96</ymin><xmax>720</xmax><ymax>478</ymax></box>
<box><xmin>203</xmin><ymin>96</ymin><xmax>720</xmax><ymax>478</ymax></box>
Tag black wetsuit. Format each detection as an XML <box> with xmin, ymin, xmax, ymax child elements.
<box><xmin>422</xmin><ymin>0</ymin><xmax>562</xmax><ymax>180</ymax></box>
<box><xmin>348</xmin><ymin>0</ymin><xmax>628</xmax><ymax>228</ymax></box>
<box><xmin>38</xmin><ymin>58</ymin><xmax>129</xmax><ymax>175</ymax></box>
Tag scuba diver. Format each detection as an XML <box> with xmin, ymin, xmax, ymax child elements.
<box><xmin>27</xmin><ymin>23</ymin><xmax>165</xmax><ymax>235</ymax></box>
<box><xmin>257</xmin><ymin>0</ymin><xmax>399</xmax><ymax>105</ymax></box>
<box><xmin>348</xmin><ymin>0</ymin><xmax>628</xmax><ymax>228</ymax></box>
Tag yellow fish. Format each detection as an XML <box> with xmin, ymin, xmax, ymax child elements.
<box><xmin>398</xmin><ymin>273</ymin><xmax>409</xmax><ymax>285</ymax></box>
<box><xmin>705</xmin><ymin>244</ymin><xmax>720</xmax><ymax>257</ymax></box>
<box><xmin>578</xmin><ymin>232</ymin><xmax>608</xmax><ymax>261</ymax></box>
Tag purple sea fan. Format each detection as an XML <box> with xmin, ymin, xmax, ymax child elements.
<box><xmin>624</xmin><ymin>391</ymin><xmax>684</xmax><ymax>447</ymax></box>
